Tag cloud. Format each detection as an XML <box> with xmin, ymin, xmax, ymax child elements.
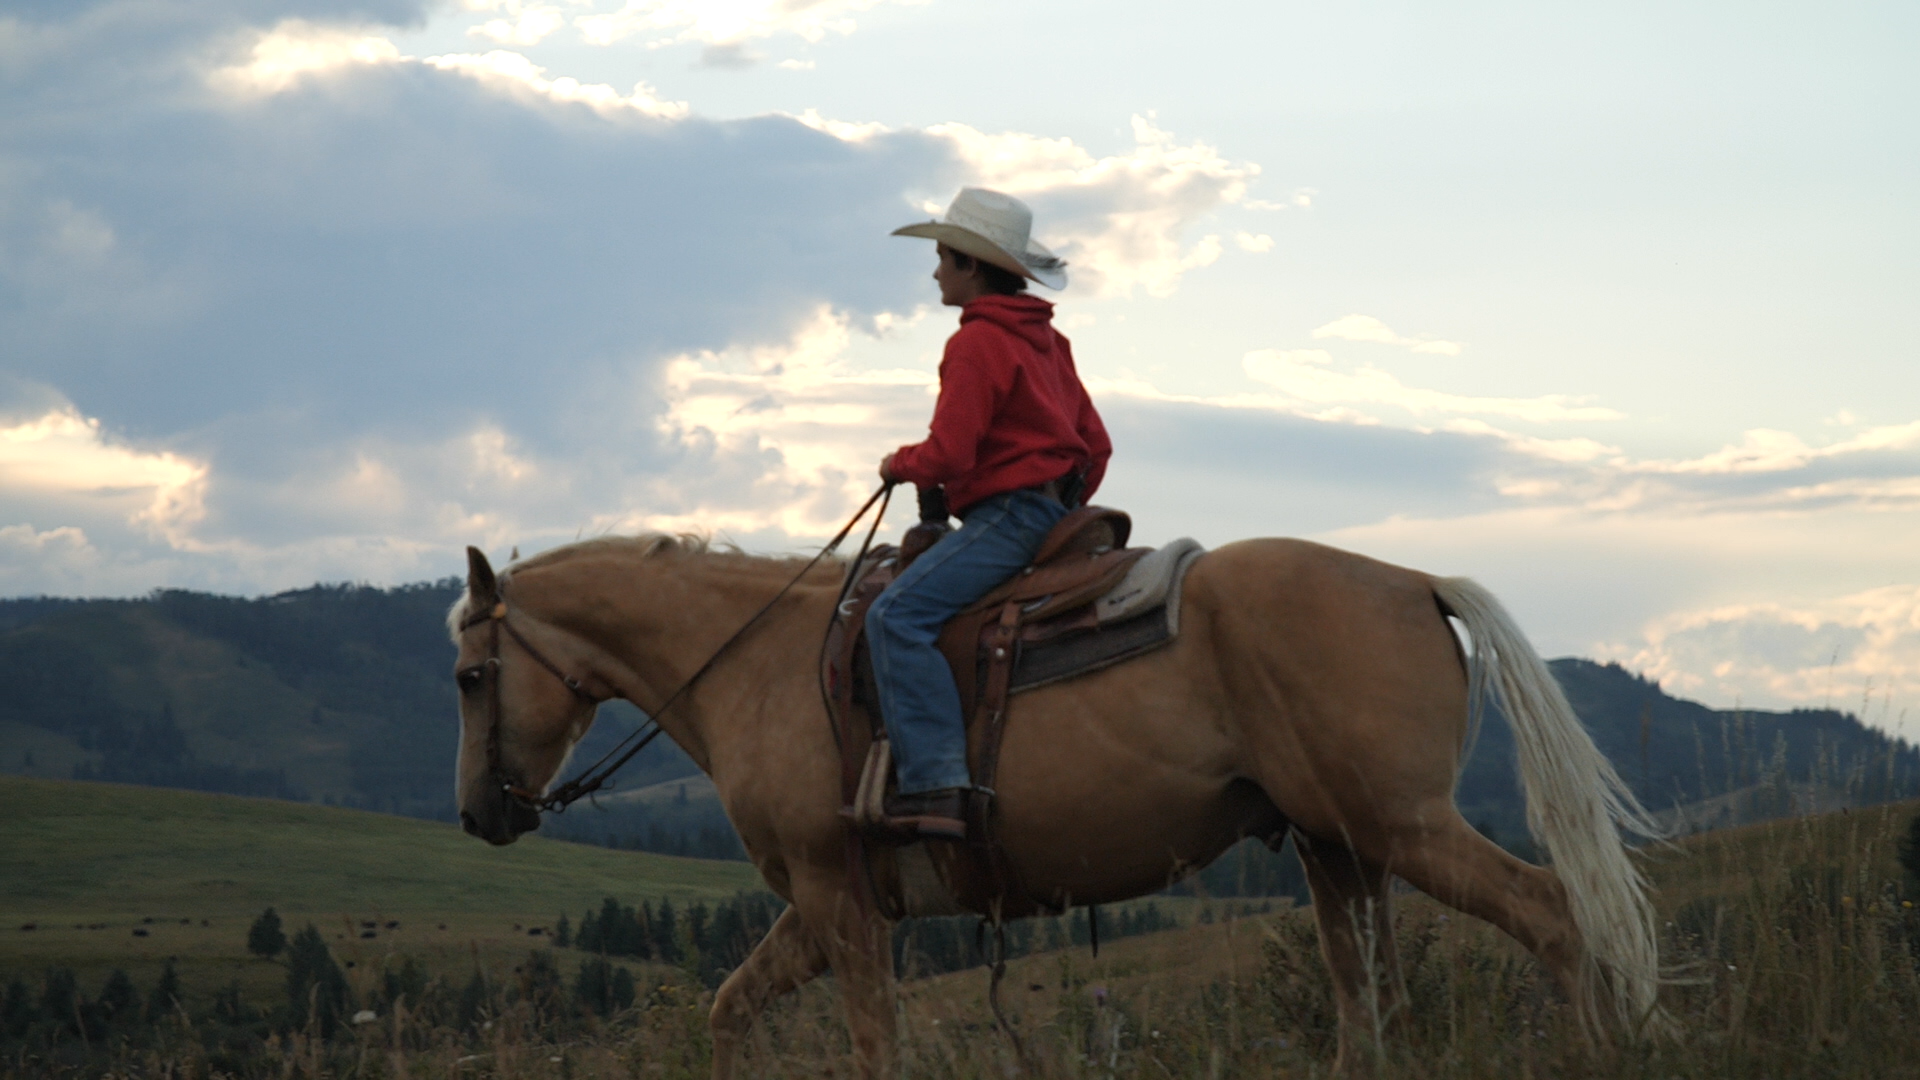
<box><xmin>889</xmin><ymin>114</ymin><xmax>1257</xmax><ymax>298</ymax></box>
<box><xmin>464</xmin><ymin>1</ymin><xmax>568</xmax><ymax>45</ymax></box>
<box><xmin>573</xmin><ymin>0</ymin><xmax>911</xmax><ymax>48</ymax></box>
<box><xmin>209</xmin><ymin>19</ymin><xmax>405</xmax><ymax>94</ymax></box>
<box><xmin>2</xmin><ymin>0</ymin><xmax>1293</xmax><ymax>601</ymax></box>
<box><xmin>1598</xmin><ymin>587</ymin><xmax>1920</xmax><ymax>735</ymax></box>
<box><xmin>1637</xmin><ymin>422</ymin><xmax>1920</xmax><ymax>477</ymax></box>
<box><xmin>1312</xmin><ymin>314</ymin><xmax>1462</xmax><ymax>356</ymax></box>
<box><xmin>1244</xmin><ymin>188</ymin><xmax>1315</xmax><ymax>211</ymax></box>
<box><xmin>697</xmin><ymin>41</ymin><xmax>761</xmax><ymax>69</ymax></box>
<box><xmin>421</xmin><ymin>48</ymin><xmax>687</xmax><ymax>116</ymax></box>
<box><xmin>1241</xmin><ymin>349</ymin><xmax>1622</xmax><ymax>423</ymax></box>
<box><xmin>0</xmin><ymin>407</ymin><xmax>208</xmax><ymax>547</ymax></box>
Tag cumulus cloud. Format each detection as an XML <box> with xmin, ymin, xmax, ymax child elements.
<box><xmin>1241</xmin><ymin>349</ymin><xmax>1622</xmax><ymax>424</ymax></box>
<box><xmin>1312</xmin><ymin>314</ymin><xmax>1462</xmax><ymax>356</ymax></box>
<box><xmin>572</xmin><ymin>0</ymin><xmax>911</xmax><ymax>48</ymax></box>
<box><xmin>421</xmin><ymin>48</ymin><xmax>687</xmax><ymax>116</ymax></box>
<box><xmin>14</xmin><ymin>0</ymin><xmax>1920</xmax><ymax>740</ymax></box>
<box><xmin>0</xmin><ymin>407</ymin><xmax>208</xmax><ymax>546</ymax></box>
<box><xmin>1594</xmin><ymin>588</ymin><xmax>1920</xmax><ymax>738</ymax></box>
<box><xmin>463</xmin><ymin>0</ymin><xmax>569</xmax><ymax>45</ymax></box>
<box><xmin>209</xmin><ymin>19</ymin><xmax>405</xmax><ymax>94</ymax></box>
<box><xmin>2</xmin><ymin>0</ymin><xmax>1291</xmax><ymax>600</ymax></box>
<box><xmin>919</xmin><ymin>115</ymin><xmax>1254</xmax><ymax>298</ymax></box>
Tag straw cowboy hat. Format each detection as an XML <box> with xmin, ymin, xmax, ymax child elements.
<box><xmin>893</xmin><ymin>188</ymin><xmax>1068</xmax><ymax>290</ymax></box>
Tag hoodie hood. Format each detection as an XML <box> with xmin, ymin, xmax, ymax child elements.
<box><xmin>960</xmin><ymin>294</ymin><xmax>1057</xmax><ymax>351</ymax></box>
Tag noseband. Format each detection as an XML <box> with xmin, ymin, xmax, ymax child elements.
<box><xmin>456</xmin><ymin>482</ymin><xmax>897</xmax><ymax>817</ymax></box>
<box><xmin>457</xmin><ymin>598</ymin><xmax>599</xmax><ymax>807</ymax></box>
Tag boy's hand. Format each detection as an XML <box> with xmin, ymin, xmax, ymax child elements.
<box><xmin>878</xmin><ymin>453</ymin><xmax>898</xmax><ymax>482</ymax></box>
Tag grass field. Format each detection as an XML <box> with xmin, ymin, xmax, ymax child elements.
<box><xmin>0</xmin><ymin>777</ymin><xmax>761</xmax><ymax>1000</ymax></box>
<box><xmin>5</xmin><ymin>778</ymin><xmax>1919</xmax><ymax>1078</ymax></box>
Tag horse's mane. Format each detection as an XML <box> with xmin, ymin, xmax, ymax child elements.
<box><xmin>445</xmin><ymin>532</ymin><xmax>833</xmax><ymax>639</ymax></box>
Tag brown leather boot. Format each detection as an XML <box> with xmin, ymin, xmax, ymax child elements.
<box><xmin>880</xmin><ymin>787</ymin><xmax>969</xmax><ymax>840</ymax></box>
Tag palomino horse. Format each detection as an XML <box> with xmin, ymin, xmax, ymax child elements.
<box><xmin>448</xmin><ymin>533</ymin><xmax>1662</xmax><ymax>1076</ymax></box>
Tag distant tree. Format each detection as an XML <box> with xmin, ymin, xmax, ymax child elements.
<box><xmin>40</xmin><ymin>967</ymin><xmax>81</xmax><ymax>1038</ymax></box>
<box><xmin>203</xmin><ymin>982</ymin><xmax>241</xmax><ymax>1024</ymax></box>
<box><xmin>96</xmin><ymin>969</ymin><xmax>138</xmax><ymax>1028</ymax></box>
<box><xmin>574</xmin><ymin>957</ymin><xmax>617</xmax><ymax>1018</ymax></box>
<box><xmin>2</xmin><ymin>978</ymin><xmax>35</xmax><ymax>1040</ymax></box>
<box><xmin>456</xmin><ymin>971</ymin><xmax>489</xmax><ymax>1032</ymax></box>
<box><xmin>1900</xmin><ymin>812</ymin><xmax>1920</xmax><ymax>891</ymax></box>
<box><xmin>284</xmin><ymin>925</ymin><xmax>350</xmax><ymax>1036</ymax></box>
<box><xmin>652</xmin><ymin>899</ymin><xmax>678</xmax><ymax>963</ymax></box>
<box><xmin>248</xmin><ymin>907</ymin><xmax>287</xmax><ymax>959</ymax></box>
<box><xmin>514</xmin><ymin>952</ymin><xmax>564</xmax><ymax>1025</ymax></box>
<box><xmin>145</xmin><ymin>960</ymin><xmax>182</xmax><ymax>1023</ymax></box>
<box><xmin>377</xmin><ymin>957</ymin><xmax>427</xmax><ymax>1011</ymax></box>
<box><xmin>574</xmin><ymin>906</ymin><xmax>601</xmax><ymax>953</ymax></box>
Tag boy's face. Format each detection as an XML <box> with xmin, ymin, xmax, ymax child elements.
<box><xmin>932</xmin><ymin>244</ymin><xmax>987</xmax><ymax>307</ymax></box>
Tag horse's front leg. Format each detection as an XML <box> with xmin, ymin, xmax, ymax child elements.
<box><xmin>1297</xmin><ymin>832</ymin><xmax>1406</xmax><ymax>1077</ymax></box>
<box><xmin>795</xmin><ymin>866</ymin><xmax>898</xmax><ymax>1079</ymax></box>
<box><xmin>710</xmin><ymin>905</ymin><xmax>828</xmax><ymax>1080</ymax></box>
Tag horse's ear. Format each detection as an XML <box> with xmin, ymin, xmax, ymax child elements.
<box><xmin>466</xmin><ymin>546</ymin><xmax>498</xmax><ymax>604</ymax></box>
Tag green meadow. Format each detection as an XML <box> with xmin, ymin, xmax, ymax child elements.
<box><xmin>5</xmin><ymin>776</ymin><xmax>1920</xmax><ymax>1078</ymax></box>
<box><xmin>0</xmin><ymin>777</ymin><xmax>759</xmax><ymax>1000</ymax></box>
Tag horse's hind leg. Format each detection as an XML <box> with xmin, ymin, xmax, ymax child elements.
<box><xmin>1296</xmin><ymin>832</ymin><xmax>1406</xmax><ymax>1075</ymax></box>
<box><xmin>1385</xmin><ymin>810</ymin><xmax>1593</xmax><ymax>1023</ymax></box>
<box><xmin>709</xmin><ymin>905</ymin><xmax>828</xmax><ymax>1080</ymax></box>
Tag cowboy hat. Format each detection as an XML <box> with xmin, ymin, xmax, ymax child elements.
<box><xmin>892</xmin><ymin>188</ymin><xmax>1068</xmax><ymax>290</ymax></box>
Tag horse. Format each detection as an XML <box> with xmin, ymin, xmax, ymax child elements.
<box><xmin>447</xmin><ymin>531</ymin><xmax>1663</xmax><ymax>1077</ymax></box>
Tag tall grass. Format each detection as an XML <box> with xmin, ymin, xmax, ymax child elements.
<box><xmin>7</xmin><ymin>803</ymin><xmax>1917</xmax><ymax>1079</ymax></box>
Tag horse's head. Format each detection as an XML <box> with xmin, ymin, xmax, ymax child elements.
<box><xmin>449</xmin><ymin>546</ymin><xmax>602</xmax><ymax>845</ymax></box>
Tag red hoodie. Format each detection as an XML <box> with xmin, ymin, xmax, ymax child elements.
<box><xmin>889</xmin><ymin>294</ymin><xmax>1111</xmax><ymax>515</ymax></box>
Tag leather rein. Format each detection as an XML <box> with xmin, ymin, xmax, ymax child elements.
<box><xmin>456</xmin><ymin>483</ymin><xmax>895</xmax><ymax>816</ymax></box>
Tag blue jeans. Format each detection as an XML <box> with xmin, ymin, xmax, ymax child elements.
<box><xmin>867</xmin><ymin>489</ymin><xmax>1070</xmax><ymax>795</ymax></box>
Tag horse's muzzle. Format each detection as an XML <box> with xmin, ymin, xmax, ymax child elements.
<box><xmin>460</xmin><ymin>797</ymin><xmax>540</xmax><ymax>846</ymax></box>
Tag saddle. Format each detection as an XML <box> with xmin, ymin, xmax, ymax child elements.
<box><xmin>823</xmin><ymin>501</ymin><xmax>1201</xmax><ymax>920</ymax></box>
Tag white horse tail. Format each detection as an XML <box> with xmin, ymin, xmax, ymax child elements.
<box><xmin>1430</xmin><ymin>576</ymin><xmax>1665</xmax><ymax>1033</ymax></box>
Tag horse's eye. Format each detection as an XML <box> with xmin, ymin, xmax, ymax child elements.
<box><xmin>456</xmin><ymin>667</ymin><xmax>485</xmax><ymax>694</ymax></box>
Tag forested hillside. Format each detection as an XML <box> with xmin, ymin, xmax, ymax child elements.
<box><xmin>0</xmin><ymin>583</ymin><xmax>694</xmax><ymax>822</ymax></box>
<box><xmin>3</xmin><ymin>582</ymin><xmax>1916</xmax><ymax>863</ymax></box>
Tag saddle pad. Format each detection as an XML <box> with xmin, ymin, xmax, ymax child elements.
<box><xmin>1009</xmin><ymin>537</ymin><xmax>1206</xmax><ymax>694</ymax></box>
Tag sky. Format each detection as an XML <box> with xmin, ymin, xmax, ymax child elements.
<box><xmin>2</xmin><ymin>0</ymin><xmax>1917</xmax><ymax>735</ymax></box>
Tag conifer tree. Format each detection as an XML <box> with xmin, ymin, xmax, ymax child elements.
<box><xmin>284</xmin><ymin>924</ymin><xmax>351</xmax><ymax>1036</ymax></box>
<box><xmin>97</xmin><ymin>969</ymin><xmax>138</xmax><ymax>1028</ymax></box>
<box><xmin>145</xmin><ymin>960</ymin><xmax>182</xmax><ymax>1024</ymax></box>
<box><xmin>248</xmin><ymin>907</ymin><xmax>287</xmax><ymax>959</ymax></box>
<box><xmin>1900</xmin><ymin>811</ymin><xmax>1920</xmax><ymax>891</ymax></box>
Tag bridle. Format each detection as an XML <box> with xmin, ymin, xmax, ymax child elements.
<box><xmin>455</xmin><ymin>482</ymin><xmax>896</xmax><ymax>816</ymax></box>
<box><xmin>456</xmin><ymin>597</ymin><xmax>604</xmax><ymax>806</ymax></box>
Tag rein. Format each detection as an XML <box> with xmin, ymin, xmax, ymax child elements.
<box><xmin>458</xmin><ymin>483</ymin><xmax>895</xmax><ymax>814</ymax></box>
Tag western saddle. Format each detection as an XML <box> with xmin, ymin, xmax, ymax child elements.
<box><xmin>822</xmin><ymin>499</ymin><xmax>1153</xmax><ymax>918</ymax></box>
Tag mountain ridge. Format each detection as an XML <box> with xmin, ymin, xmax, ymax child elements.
<box><xmin>4</xmin><ymin>580</ymin><xmax>1916</xmax><ymax>853</ymax></box>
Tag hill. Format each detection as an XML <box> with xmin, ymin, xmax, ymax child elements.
<box><xmin>0</xmin><ymin>583</ymin><xmax>695</xmax><ymax>821</ymax></box>
<box><xmin>1</xmin><ymin>582</ymin><xmax>1916</xmax><ymax>863</ymax></box>
<box><xmin>0</xmin><ymin>776</ymin><xmax>759</xmax><ymax>920</ymax></box>
<box><xmin>1457</xmin><ymin>660</ymin><xmax>1920</xmax><ymax>847</ymax></box>
<box><xmin>0</xmin><ymin>775</ymin><xmax>763</xmax><ymax>995</ymax></box>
